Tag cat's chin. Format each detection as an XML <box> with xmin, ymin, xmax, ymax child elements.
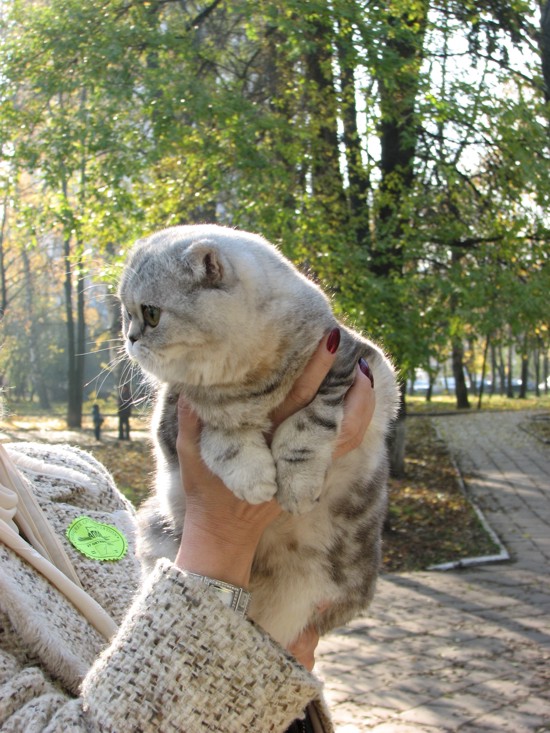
<box><xmin>128</xmin><ymin>348</ymin><xmax>165</xmax><ymax>384</ymax></box>
<box><xmin>140</xmin><ymin>357</ymin><xmax>196</xmax><ymax>387</ymax></box>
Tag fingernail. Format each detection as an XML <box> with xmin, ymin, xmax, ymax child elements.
<box><xmin>327</xmin><ymin>328</ymin><xmax>341</xmax><ymax>354</ymax></box>
<box><xmin>359</xmin><ymin>358</ymin><xmax>374</xmax><ymax>388</ymax></box>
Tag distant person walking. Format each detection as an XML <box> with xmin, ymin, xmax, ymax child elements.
<box><xmin>92</xmin><ymin>404</ymin><xmax>104</xmax><ymax>441</ymax></box>
<box><xmin>118</xmin><ymin>384</ymin><xmax>132</xmax><ymax>440</ymax></box>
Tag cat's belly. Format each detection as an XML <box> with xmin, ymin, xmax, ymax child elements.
<box><xmin>248</xmin><ymin>453</ymin><xmax>387</xmax><ymax>646</ymax></box>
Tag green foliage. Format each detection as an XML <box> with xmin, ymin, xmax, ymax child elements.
<box><xmin>0</xmin><ymin>0</ymin><xmax>548</xmax><ymax>412</ymax></box>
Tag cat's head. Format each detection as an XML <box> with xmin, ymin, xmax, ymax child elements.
<box><xmin>118</xmin><ymin>225</ymin><xmax>303</xmax><ymax>387</ymax></box>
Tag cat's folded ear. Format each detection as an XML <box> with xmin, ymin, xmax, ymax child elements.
<box><xmin>185</xmin><ymin>240</ymin><xmax>226</xmax><ymax>286</ymax></box>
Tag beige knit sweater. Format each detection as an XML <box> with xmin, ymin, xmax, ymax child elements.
<box><xmin>0</xmin><ymin>441</ymin><xmax>332</xmax><ymax>732</ymax></box>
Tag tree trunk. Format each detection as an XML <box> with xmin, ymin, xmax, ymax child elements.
<box><xmin>534</xmin><ymin>342</ymin><xmax>541</xmax><ymax>397</ymax></box>
<box><xmin>263</xmin><ymin>24</ymin><xmax>299</xmax><ymax>230</ymax></box>
<box><xmin>64</xmin><ymin>229</ymin><xmax>80</xmax><ymax>428</ymax></box>
<box><xmin>477</xmin><ymin>335</ymin><xmax>490</xmax><ymax>410</ymax></box>
<box><xmin>304</xmin><ymin>16</ymin><xmax>349</xmax><ymax>229</ymax></box>
<box><xmin>519</xmin><ymin>335</ymin><xmax>528</xmax><ymax>399</ymax></box>
<box><xmin>426</xmin><ymin>374</ymin><xmax>434</xmax><ymax>402</ymax></box>
<box><xmin>337</xmin><ymin>19</ymin><xmax>371</xmax><ymax>249</ymax></box>
<box><xmin>452</xmin><ymin>340</ymin><xmax>470</xmax><ymax>409</ymax></box>
<box><xmin>21</xmin><ymin>247</ymin><xmax>51</xmax><ymax>409</ymax></box>
<box><xmin>372</xmin><ymin>2</ymin><xmax>428</xmax><ymax>277</ymax></box>
<box><xmin>389</xmin><ymin>384</ymin><xmax>407</xmax><ymax>479</ymax></box>
<box><xmin>64</xmin><ymin>87</ymin><xmax>88</xmax><ymax>429</ymax></box>
<box><xmin>369</xmin><ymin>5</ymin><xmax>427</xmax><ymax>474</ymax></box>
<box><xmin>75</xmin><ymin>247</ymin><xmax>86</xmax><ymax>418</ymax></box>
<box><xmin>63</xmin><ymin>224</ymin><xmax>86</xmax><ymax>427</ymax></box>
<box><xmin>490</xmin><ymin>343</ymin><xmax>498</xmax><ymax>395</ymax></box>
<box><xmin>540</xmin><ymin>0</ymin><xmax>550</xmax><ymax>107</ymax></box>
<box><xmin>506</xmin><ymin>340</ymin><xmax>514</xmax><ymax>398</ymax></box>
<box><xmin>496</xmin><ymin>345</ymin><xmax>506</xmax><ymax>395</ymax></box>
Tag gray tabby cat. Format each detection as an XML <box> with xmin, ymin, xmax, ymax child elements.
<box><xmin>119</xmin><ymin>224</ymin><xmax>399</xmax><ymax>647</ymax></box>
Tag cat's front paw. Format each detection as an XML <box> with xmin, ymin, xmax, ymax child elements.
<box><xmin>201</xmin><ymin>427</ymin><xmax>277</xmax><ymax>504</ymax></box>
<box><xmin>228</xmin><ymin>464</ymin><xmax>278</xmax><ymax>505</ymax></box>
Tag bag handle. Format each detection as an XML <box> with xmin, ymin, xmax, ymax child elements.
<box><xmin>0</xmin><ymin>444</ymin><xmax>118</xmax><ymax>641</ymax></box>
<box><xmin>0</xmin><ymin>444</ymin><xmax>83</xmax><ymax>586</ymax></box>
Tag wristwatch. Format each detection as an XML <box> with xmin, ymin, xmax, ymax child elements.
<box><xmin>186</xmin><ymin>572</ymin><xmax>251</xmax><ymax>616</ymax></box>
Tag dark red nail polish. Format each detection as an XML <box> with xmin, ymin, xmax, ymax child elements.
<box><xmin>359</xmin><ymin>358</ymin><xmax>374</xmax><ymax>388</ymax></box>
<box><xmin>327</xmin><ymin>328</ymin><xmax>341</xmax><ymax>354</ymax></box>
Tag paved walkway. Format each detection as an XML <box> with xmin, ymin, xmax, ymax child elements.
<box><xmin>317</xmin><ymin>410</ymin><xmax>550</xmax><ymax>732</ymax></box>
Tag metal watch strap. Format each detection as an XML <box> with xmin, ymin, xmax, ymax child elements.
<box><xmin>186</xmin><ymin>572</ymin><xmax>251</xmax><ymax>616</ymax></box>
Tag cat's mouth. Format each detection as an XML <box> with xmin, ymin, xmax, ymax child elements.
<box><xmin>128</xmin><ymin>341</ymin><xmax>159</xmax><ymax>374</ymax></box>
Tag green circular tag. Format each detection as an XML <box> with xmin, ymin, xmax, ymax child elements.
<box><xmin>66</xmin><ymin>516</ymin><xmax>128</xmax><ymax>562</ymax></box>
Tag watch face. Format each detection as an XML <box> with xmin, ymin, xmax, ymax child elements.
<box><xmin>209</xmin><ymin>582</ymin><xmax>250</xmax><ymax>615</ymax></box>
<box><xmin>214</xmin><ymin>584</ymin><xmax>237</xmax><ymax>607</ymax></box>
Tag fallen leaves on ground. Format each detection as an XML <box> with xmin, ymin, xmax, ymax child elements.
<box><xmin>383</xmin><ymin>417</ymin><xmax>500</xmax><ymax>572</ymax></box>
<box><xmin>88</xmin><ymin>439</ymin><xmax>154</xmax><ymax>507</ymax></box>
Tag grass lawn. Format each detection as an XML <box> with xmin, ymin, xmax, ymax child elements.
<box><xmin>407</xmin><ymin>392</ymin><xmax>550</xmax><ymax>413</ymax></box>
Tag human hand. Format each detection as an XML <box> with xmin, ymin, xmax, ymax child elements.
<box><xmin>174</xmin><ymin>329</ymin><xmax>375</xmax><ymax>588</ymax></box>
<box><xmin>268</xmin><ymin>330</ymin><xmax>375</xmax><ymax>457</ymax></box>
<box><xmin>174</xmin><ymin>399</ymin><xmax>281</xmax><ymax>588</ymax></box>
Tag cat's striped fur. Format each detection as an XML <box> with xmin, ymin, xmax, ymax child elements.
<box><xmin>119</xmin><ymin>225</ymin><xmax>399</xmax><ymax>646</ymax></box>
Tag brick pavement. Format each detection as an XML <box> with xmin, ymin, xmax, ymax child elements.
<box><xmin>317</xmin><ymin>410</ymin><xmax>550</xmax><ymax>732</ymax></box>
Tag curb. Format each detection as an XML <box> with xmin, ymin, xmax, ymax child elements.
<box><xmin>428</xmin><ymin>422</ymin><xmax>510</xmax><ymax>571</ymax></box>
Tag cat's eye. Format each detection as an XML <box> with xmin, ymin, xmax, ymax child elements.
<box><xmin>141</xmin><ymin>304</ymin><xmax>161</xmax><ymax>328</ymax></box>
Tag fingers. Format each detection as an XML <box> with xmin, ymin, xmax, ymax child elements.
<box><xmin>269</xmin><ymin>328</ymin><xmax>376</xmax><ymax>458</ymax></box>
<box><xmin>287</xmin><ymin>602</ymin><xmax>330</xmax><ymax>671</ymax></box>
<box><xmin>286</xmin><ymin>624</ymin><xmax>321</xmax><ymax>672</ymax></box>
<box><xmin>333</xmin><ymin>363</ymin><xmax>376</xmax><ymax>460</ymax></box>
<box><xmin>270</xmin><ymin>327</ymin><xmax>341</xmax><ymax>428</ymax></box>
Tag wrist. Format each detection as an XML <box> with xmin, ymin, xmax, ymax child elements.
<box><xmin>175</xmin><ymin>518</ymin><xmax>260</xmax><ymax>588</ymax></box>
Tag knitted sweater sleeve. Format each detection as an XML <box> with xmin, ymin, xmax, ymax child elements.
<box><xmin>0</xmin><ymin>560</ymin><xmax>323</xmax><ymax>732</ymax></box>
<box><xmin>77</xmin><ymin>560</ymin><xmax>323</xmax><ymax>732</ymax></box>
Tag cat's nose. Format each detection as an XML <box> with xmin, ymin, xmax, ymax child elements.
<box><xmin>128</xmin><ymin>323</ymin><xmax>142</xmax><ymax>344</ymax></box>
